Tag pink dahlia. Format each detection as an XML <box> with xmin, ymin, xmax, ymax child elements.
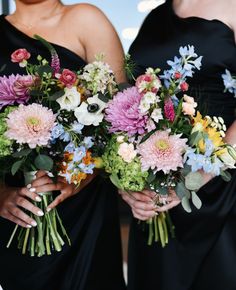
<box><xmin>0</xmin><ymin>74</ymin><xmax>30</xmax><ymax>109</ymax></box>
<box><xmin>137</xmin><ymin>130</ymin><xmax>188</xmax><ymax>174</ymax></box>
<box><xmin>105</xmin><ymin>87</ymin><xmax>148</xmax><ymax>136</ymax></box>
<box><xmin>5</xmin><ymin>103</ymin><xmax>56</xmax><ymax>149</ymax></box>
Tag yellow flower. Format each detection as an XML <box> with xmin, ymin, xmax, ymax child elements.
<box><xmin>192</xmin><ymin>111</ymin><xmax>209</xmax><ymax>133</ymax></box>
<box><xmin>206</xmin><ymin>127</ymin><xmax>224</xmax><ymax>148</ymax></box>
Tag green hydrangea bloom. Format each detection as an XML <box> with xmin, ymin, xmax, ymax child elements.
<box><xmin>102</xmin><ymin>136</ymin><xmax>148</xmax><ymax>191</ymax></box>
<box><xmin>0</xmin><ymin>107</ymin><xmax>15</xmax><ymax>157</ymax></box>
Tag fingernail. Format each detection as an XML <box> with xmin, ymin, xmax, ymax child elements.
<box><xmin>35</xmin><ymin>196</ymin><xmax>42</xmax><ymax>202</ymax></box>
<box><xmin>37</xmin><ymin>210</ymin><xmax>44</xmax><ymax>216</ymax></box>
<box><xmin>31</xmin><ymin>221</ymin><xmax>37</xmax><ymax>227</ymax></box>
<box><xmin>47</xmin><ymin>171</ymin><xmax>54</xmax><ymax>178</ymax></box>
<box><xmin>26</xmin><ymin>184</ymin><xmax>32</xmax><ymax>189</ymax></box>
<box><xmin>32</xmin><ymin>175</ymin><xmax>37</xmax><ymax>180</ymax></box>
<box><xmin>38</xmin><ymin>192</ymin><xmax>44</xmax><ymax>196</ymax></box>
<box><xmin>46</xmin><ymin>208</ymin><xmax>51</xmax><ymax>213</ymax></box>
<box><xmin>26</xmin><ymin>224</ymin><xmax>32</xmax><ymax>228</ymax></box>
<box><xmin>155</xmin><ymin>212</ymin><xmax>159</xmax><ymax>216</ymax></box>
<box><xmin>29</xmin><ymin>187</ymin><xmax>36</xmax><ymax>192</ymax></box>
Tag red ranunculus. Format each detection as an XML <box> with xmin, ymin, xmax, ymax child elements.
<box><xmin>59</xmin><ymin>69</ymin><xmax>77</xmax><ymax>87</ymax></box>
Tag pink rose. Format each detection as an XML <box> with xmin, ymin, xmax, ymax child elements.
<box><xmin>59</xmin><ymin>69</ymin><xmax>77</xmax><ymax>87</ymax></box>
<box><xmin>11</xmin><ymin>48</ymin><xmax>31</xmax><ymax>63</ymax></box>
<box><xmin>174</xmin><ymin>71</ymin><xmax>182</xmax><ymax>79</ymax></box>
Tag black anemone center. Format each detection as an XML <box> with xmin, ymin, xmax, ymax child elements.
<box><xmin>87</xmin><ymin>103</ymin><xmax>99</xmax><ymax>113</ymax></box>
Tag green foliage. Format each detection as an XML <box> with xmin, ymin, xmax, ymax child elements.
<box><xmin>34</xmin><ymin>154</ymin><xmax>53</xmax><ymax>171</ymax></box>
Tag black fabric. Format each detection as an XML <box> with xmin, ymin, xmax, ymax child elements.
<box><xmin>128</xmin><ymin>1</ymin><xmax>236</xmax><ymax>290</ymax></box>
<box><xmin>0</xmin><ymin>15</ymin><xmax>126</xmax><ymax>290</ymax></box>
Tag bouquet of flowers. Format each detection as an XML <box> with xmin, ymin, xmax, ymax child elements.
<box><xmin>0</xmin><ymin>36</ymin><xmax>117</xmax><ymax>256</ymax></box>
<box><xmin>102</xmin><ymin>45</ymin><xmax>236</xmax><ymax>247</ymax></box>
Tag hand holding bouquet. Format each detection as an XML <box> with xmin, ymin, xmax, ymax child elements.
<box><xmin>0</xmin><ymin>36</ymin><xmax>117</xmax><ymax>256</ymax></box>
<box><xmin>102</xmin><ymin>45</ymin><xmax>236</xmax><ymax>247</ymax></box>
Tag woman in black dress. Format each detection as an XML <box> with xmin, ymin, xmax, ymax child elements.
<box><xmin>121</xmin><ymin>0</ymin><xmax>236</xmax><ymax>289</ymax></box>
<box><xmin>0</xmin><ymin>1</ymin><xmax>126</xmax><ymax>290</ymax></box>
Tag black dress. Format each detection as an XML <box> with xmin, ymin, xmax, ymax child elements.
<box><xmin>0</xmin><ymin>15</ymin><xmax>126</xmax><ymax>290</ymax></box>
<box><xmin>128</xmin><ymin>1</ymin><xmax>236</xmax><ymax>290</ymax></box>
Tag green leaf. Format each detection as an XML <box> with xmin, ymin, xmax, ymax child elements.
<box><xmin>155</xmin><ymin>185</ymin><xmax>168</xmax><ymax>195</ymax></box>
<box><xmin>189</xmin><ymin>131</ymin><xmax>202</xmax><ymax>146</ymax></box>
<box><xmin>181</xmin><ymin>196</ymin><xmax>192</xmax><ymax>213</ymax></box>
<box><xmin>49</xmin><ymin>90</ymin><xmax>65</xmax><ymax>101</ymax></box>
<box><xmin>180</xmin><ymin>164</ymin><xmax>192</xmax><ymax>177</ymax></box>
<box><xmin>37</xmin><ymin>65</ymin><xmax>53</xmax><ymax>78</ymax></box>
<box><xmin>147</xmin><ymin>171</ymin><xmax>156</xmax><ymax>183</ymax></box>
<box><xmin>185</xmin><ymin>171</ymin><xmax>204</xmax><ymax>191</ymax></box>
<box><xmin>12</xmin><ymin>149</ymin><xmax>32</xmax><ymax>158</ymax></box>
<box><xmin>191</xmin><ymin>191</ymin><xmax>202</xmax><ymax>209</ymax></box>
<box><xmin>175</xmin><ymin>181</ymin><xmax>191</xmax><ymax>199</ymax></box>
<box><xmin>34</xmin><ymin>154</ymin><xmax>53</xmax><ymax>171</ymax></box>
<box><xmin>110</xmin><ymin>173</ymin><xmax>123</xmax><ymax>190</ymax></box>
<box><xmin>220</xmin><ymin>170</ymin><xmax>232</xmax><ymax>182</ymax></box>
<box><xmin>11</xmin><ymin>160</ymin><xmax>24</xmax><ymax>175</ymax></box>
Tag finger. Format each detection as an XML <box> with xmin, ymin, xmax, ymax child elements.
<box><xmin>122</xmin><ymin>194</ymin><xmax>156</xmax><ymax>210</ymax></box>
<box><xmin>132</xmin><ymin>208</ymin><xmax>157</xmax><ymax>219</ymax></box>
<box><xmin>142</xmin><ymin>189</ymin><xmax>158</xmax><ymax>199</ymax></box>
<box><xmin>34</xmin><ymin>182</ymin><xmax>63</xmax><ymax>194</ymax></box>
<box><xmin>129</xmin><ymin>192</ymin><xmax>153</xmax><ymax>203</ymax></box>
<box><xmin>16</xmin><ymin>197</ymin><xmax>44</xmax><ymax>217</ymax></box>
<box><xmin>31</xmin><ymin>175</ymin><xmax>54</xmax><ymax>187</ymax></box>
<box><xmin>3</xmin><ymin>211</ymin><xmax>31</xmax><ymax>228</ymax></box>
<box><xmin>9</xmin><ymin>206</ymin><xmax>38</xmax><ymax>227</ymax></box>
<box><xmin>36</xmin><ymin>170</ymin><xmax>48</xmax><ymax>178</ymax></box>
<box><xmin>46</xmin><ymin>192</ymin><xmax>67</xmax><ymax>211</ymax></box>
<box><xmin>156</xmin><ymin>200</ymin><xmax>181</xmax><ymax>212</ymax></box>
<box><xmin>20</xmin><ymin>187</ymin><xmax>42</xmax><ymax>203</ymax></box>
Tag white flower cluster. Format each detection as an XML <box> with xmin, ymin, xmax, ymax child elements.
<box><xmin>81</xmin><ymin>61</ymin><xmax>116</xmax><ymax>94</ymax></box>
<box><xmin>206</xmin><ymin>115</ymin><xmax>227</xmax><ymax>137</ymax></box>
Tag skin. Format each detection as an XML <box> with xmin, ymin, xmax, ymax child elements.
<box><xmin>120</xmin><ymin>0</ymin><xmax>236</xmax><ymax>221</ymax></box>
<box><xmin>0</xmin><ymin>0</ymin><xmax>126</xmax><ymax>228</ymax></box>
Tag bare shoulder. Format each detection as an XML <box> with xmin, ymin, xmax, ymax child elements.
<box><xmin>63</xmin><ymin>3</ymin><xmax>112</xmax><ymax>27</ymax></box>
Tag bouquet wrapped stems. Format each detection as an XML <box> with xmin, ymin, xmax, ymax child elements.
<box><xmin>147</xmin><ymin>212</ymin><xmax>175</xmax><ymax>247</ymax></box>
<box><xmin>7</xmin><ymin>171</ymin><xmax>70</xmax><ymax>257</ymax></box>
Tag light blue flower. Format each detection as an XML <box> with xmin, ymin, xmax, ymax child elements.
<box><xmin>222</xmin><ymin>69</ymin><xmax>236</xmax><ymax>97</ymax></box>
<box><xmin>186</xmin><ymin>152</ymin><xmax>205</xmax><ymax>172</ymax></box>
<box><xmin>73</xmin><ymin>146</ymin><xmax>86</xmax><ymax>162</ymax></box>
<box><xmin>83</xmin><ymin>136</ymin><xmax>94</xmax><ymax>149</ymax></box>
<box><xmin>204</xmin><ymin>139</ymin><xmax>214</xmax><ymax>157</ymax></box>
<box><xmin>78</xmin><ymin>163</ymin><xmax>95</xmax><ymax>174</ymax></box>
<box><xmin>59</xmin><ymin>131</ymin><xmax>71</xmax><ymax>142</ymax></box>
<box><xmin>179</xmin><ymin>45</ymin><xmax>197</xmax><ymax>58</ymax></box>
<box><xmin>71</xmin><ymin>121</ymin><xmax>84</xmax><ymax>134</ymax></box>
<box><xmin>51</xmin><ymin>124</ymin><xmax>64</xmax><ymax>141</ymax></box>
<box><xmin>64</xmin><ymin>142</ymin><xmax>75</xmax><ymax>153</ymax></box>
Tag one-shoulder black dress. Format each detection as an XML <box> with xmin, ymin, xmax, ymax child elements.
<box><xmin>128</xmin><ymin>1</ymin><xmax>236</xmax><ymax>290</ymax></box>
<box><xmin>0</xmin><ymin>15</ymin><xmax>126</xmax><ymax>290</ymax></box>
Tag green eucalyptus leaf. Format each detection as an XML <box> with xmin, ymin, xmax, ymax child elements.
<box><xmin>147</xmin><ymin>171</ymin><xmax>156</xmax><ymax>183</ymax></box>
<box><xmin>185</xmin><ymin>171</ymin><xmax>204</xmax><ymax>191</ymax></box>
<box><xmin>12</xmin><ymin>149</ymin><xmax>32</xmax><ymax>158</ymax></box>
<box><xmin>181</xmin><ymin>196</ymin><xmax>192</xmax><ymax>213</ymax></box>
<box><xmin>189</xmin><ymin>131</ymin><xmax>202</xmax><ymax>146</ymax></box>
<box><xmin>34</xmin><ymin>154</ymin><xmax>53</xmax><ymax>171</ymax></box>
<box><xmin>110</xmin><ymin>173</ymin><xmax>123</xmax><ymax>190</ymax></box>
<box><xmin>175</xmin><ymin>181</ymin><xmax>191</xmax><ymax>199</ymax></box>
<box><xmin>156</xmin><ymin>185</ymin><xmax>168</xmax><ymax>195</ymax></box>
<box><xmin>220</xmin><ymin>170</ymin><xmax>232</xmax><ymax>182</ymax></box>
<box><xmin>11</xmin><ymin>160</ymin><xmax>24</xmax><ymax>175</ymax></box>
<box><xmin>49</xmin><ymin>90</ymin><xmax>65</xmax><ymax>101</ymax></box>
<box><xmin>37</xmin><ymin>65</ymin><xmax>53</xmax><ymax>78</ymax></box>
<box><xmin>181</xmin><ymin>164</ymin><xmax>192</xmax><ymax>177</ymax></box>
<box><xmin>191</xmin><ymin>191</ymin><xmax>202</xmax><ymax>209</ymax></box>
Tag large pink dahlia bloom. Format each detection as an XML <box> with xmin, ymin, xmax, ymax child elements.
<box><xmin>137</xmin><ymin>130</ymin><xmax>188</xmax><ymax>174</ymax></box>
<box><xmin>105</xmin><ymin>87</ymin><xmax>147</xmax><ymax>136</ymax></box>
<box><xmin>0</xmin><ymin>74</ymin><xmax>30</xmax><ymax>109</ymax></box>
<box><xmin>5</xmin><ymin>103</ymin><xmax>56</xmax><ymax>149</ymax></box>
